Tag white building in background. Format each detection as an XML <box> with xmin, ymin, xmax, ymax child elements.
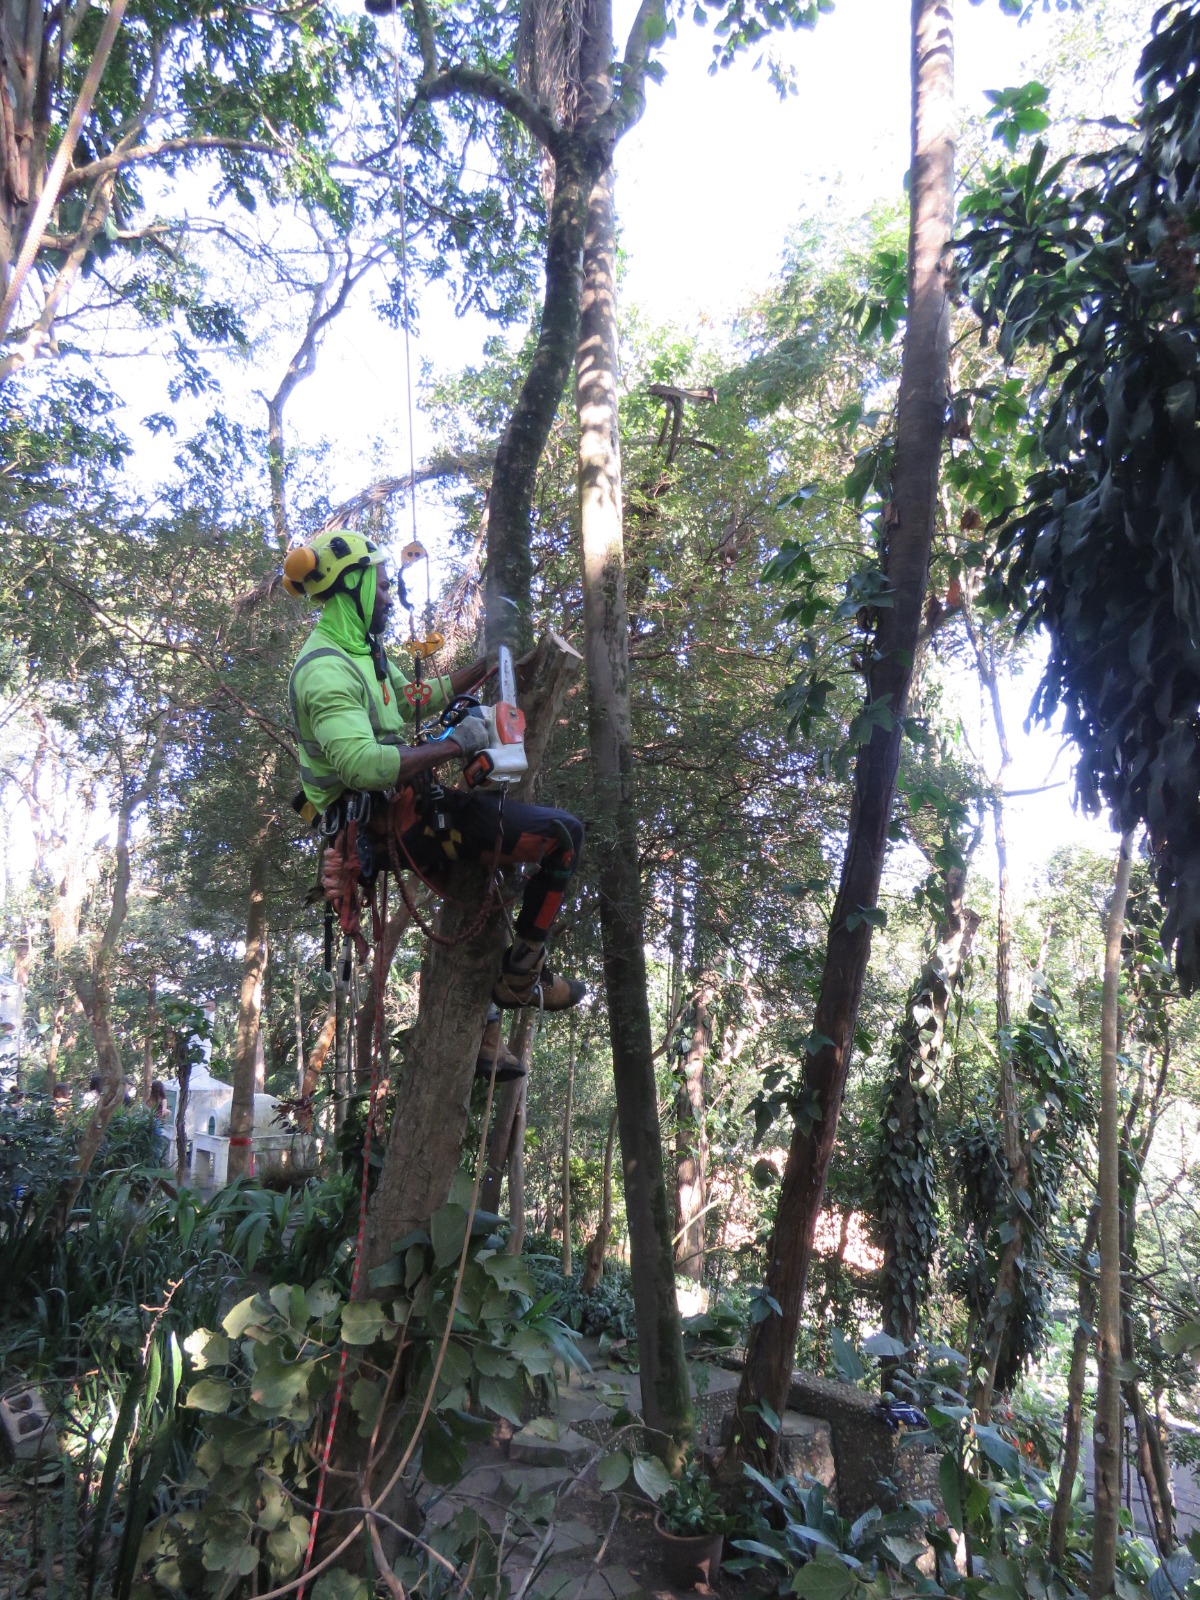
<box><xmin>158</xmin><ymin>1064</ymin><xmax>314</xmax><ymax>1188</ymax></box>
<box><xmin>0</xmin><ymin>974</ymin><xmax>20</xmax><ymax>1084</ymax></box>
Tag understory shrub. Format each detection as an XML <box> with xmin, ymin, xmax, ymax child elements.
<box><xmin>525</xmin><ymin>1252</ymin><xmax>637</xmax><ymax>1339</ymax></box>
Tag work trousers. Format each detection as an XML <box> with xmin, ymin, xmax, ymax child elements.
<box><xmin>395</xmin><ymin>789</ymin><xmax>583</xmax><ymax>941</ymax></box>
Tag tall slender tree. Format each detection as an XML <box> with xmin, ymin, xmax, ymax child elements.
<box><xmin>1092</xmin><ymin>829</ymin><xmax>1136</xmax><ymax>1598</ymax></box>
<box><xmin>734</xmin><ymin>0</ymin><xmax>955</xmax><ymax>1463</ymax></box>
<box><xmin>576</xmin><ymin>57</ymin><xmax>692</xmax><ymax>1459</ymax></box>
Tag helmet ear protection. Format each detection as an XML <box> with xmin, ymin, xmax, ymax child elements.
<box><xmin>281</xmin><ymin>544</ymin><xmax>318</xmax><ymax>596</ymax></box>
<box><xmin>281</xmin><ymin>532</ymin><xmax>385</xmax><ymax>602</ymax></box>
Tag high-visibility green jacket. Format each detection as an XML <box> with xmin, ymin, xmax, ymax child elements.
<box><xmin>288</xmin><ymin>592</ymin><xmax>453</xmax><ymax>812</ymax></box>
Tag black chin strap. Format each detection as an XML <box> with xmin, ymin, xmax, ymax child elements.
<box><xmin>366</xmin><ymin>628</ymin><xmax>388</xmax><ymax>683</ymax></box>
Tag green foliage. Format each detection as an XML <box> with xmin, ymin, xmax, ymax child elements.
<box><xmin>526</xmin><ymin>1253</ymin><xmax>638</xmax><ymax>1340</ymax></box>
<box><xmin>143</xmin><ymin>1206</ymin><xmax>582</xmax><ymax>1596</ymax></box>
<box><xmin>947</xmin><ymin>986</ymin><xmax>1090</xmax><ymax>1387</ymax></box>
<box><xmin>727</xmin><ymin>1467</ymin><xmax>928</xmax><ymax>1595</ymax></box>
<box><xmin>0</xmin><ymin>1102</ymin><xmax>160</xmax><ymax>1287</ymax></box>
<box><xmin>959</xmin><ymin>3</ymin><xmax>1200</xmax><ymax>985</ymax></box>
<box><xmin>731</xmin><ymin>1339</ymin><xmax>1159</xmax><ymax>1599</ymax></box>
<box><xmin>654</xmin><ymin>1455</ymin><xmax>731</xmax><ymax>1536</ymax></box>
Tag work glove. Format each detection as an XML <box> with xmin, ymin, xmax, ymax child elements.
<box><xmin>451</xmin><ymin>713</ymin><xmax>492</xmax><ymax>759</ymax></box>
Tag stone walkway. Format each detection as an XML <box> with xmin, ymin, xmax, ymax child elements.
<box><xmin>415</xmin><ymin>1340</ymin><xmax>835</xmax><ymax>1600</ymax></box>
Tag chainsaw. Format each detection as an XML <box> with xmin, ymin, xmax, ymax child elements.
<box><xmin>437</xmin><ymin>643</ymin><xmax>528</xmax><ymax>790</ymax></box>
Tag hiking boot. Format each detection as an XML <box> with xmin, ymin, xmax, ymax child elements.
<box><xmin>492</xmin><ymin>943</ymin><xmax>586</xmax><ymax>1012</ymax></box>
<box><xmin>474</xmin><ymin>1016</ymin><xmax>526</xmax><ymax>1084</ymax></box>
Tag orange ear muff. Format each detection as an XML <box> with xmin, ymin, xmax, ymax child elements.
<box><xmin>283</xmin><ymin>545</ymin><xmax>319</xmax><ymax>595</ymax></box>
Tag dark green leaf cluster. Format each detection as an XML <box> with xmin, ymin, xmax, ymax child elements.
<box><xmin>946</xmin><ymin>990</ymin><xmax>1090</xmax><ymax>1387</ymax></box>
<box><xmin>958</xmin><ymin>2</ymin><xmax>1200</xmax><ymax>986</ymax></box>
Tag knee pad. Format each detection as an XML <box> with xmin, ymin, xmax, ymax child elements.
<box><xmin>548</xmin><ymin>816</ymin><xmax>581</xmax><ymax>867</ymax></box>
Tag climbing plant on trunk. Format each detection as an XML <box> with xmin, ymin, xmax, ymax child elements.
<box><xmin>875</xmin><ymin>863</ymin><xmax>978</xmax><ymax>1350</ymax></box>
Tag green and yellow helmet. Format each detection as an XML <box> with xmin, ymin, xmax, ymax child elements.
<box><xmin>281</xmin><ymin>530</ymin><xmax>386</xmax><ymax>602</ymax></box>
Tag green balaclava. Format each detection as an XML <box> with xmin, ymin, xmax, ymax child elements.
<box><xmin>315</xmin><ymin>566</ymin><xmax>377</xmax><ymax>657</ymax></box>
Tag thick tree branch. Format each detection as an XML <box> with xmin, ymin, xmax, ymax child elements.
<box><xmin>610</xmin><ymin>0</ymin><xmax>665</xmax><ymax>135</ymax></box>
<box><xmin>414</xmin><ymin>66</ymin><xmax>561</xmax><ymax>155</ymax></box>
<box><xmin>59</xmin><ymin>134</ymin><xmax>284</xmax><ymax>193</ymax></box>
<box><xmin>318</xmin><ymin>458</ymin><xmax>473</xmax><ymax>534</ymax></box>
<box><xmin>405</xmin><ymin>0</ymin><xmax>439</xmax><ymax>80</ymax></box>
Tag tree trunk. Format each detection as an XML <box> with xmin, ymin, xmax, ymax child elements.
<box><xmin>577</xmin><ymin>157</ymin><xmax>692</xmax><ymax>1462</ymax></box>
<box><xmin>507</xmin><ymin>1073</ymin><xmax>529</xmax><ymax>1255</ymax></box>
<box><xmin>51</xmin><ymin>739</ymin><xmax>164</xmax><ymax>1233</ymax></box>
<box><xmin>1091</xmin><ymin>829</ymin><xmax>1135</xmax><ymax>1599</ymax></box>
<box><xmin>142</xmin><ymin>973</ymin><xmax>157</xmax><ymax>1101</ymax></box>
<box><xmin>175</xmin><ymin>1057</ymin><xmax>191</xmax><ymax>1188</ymax></box>
<box><xmin>561</xmin><ymin>1018</ymin><xmax>576</xmax><ymax>1275</ymax></box>
<box><xmin>355</xmin><ymin>900</ymin><xmax>411</xmax><ymax>1087</ymax></box>
<box><xmin>484</xmin><ymin>142</ymin><xmax>592</xmax><ymax>654</ymax></box>
<box><xmin>878</xmin><ymin>865</ymin><xmax>978</xmax><ymax>1349</ymax></box>
<box><xmin>1050</xmin><ymin>1204</ymin><xmax>1099</xmax><ymax>1566</ymax></box>
<box><xmin>294</xmin><ymin>968</ymin><xmax>304</xmax><ymax>1092</ymax></box>
<box><xmin>365</xmin><ymin>639</ymin><xmax>578</xmax><ymax>1269</ymax></box>
<box><xmin>479</xmin><ymin>1012</ymin><xmax>534</xmax><ymax>1218</ymax></box>
<box><xmin>1118</xmin><ymin>1058</ymin><xmax>1175</xmax><ymax>1555</ymax></box>
<box><xmin>333</xmin><ymin>972</ymin><xmax>350</xmax><ymax>1140</ymax></box>
<box><xmin>582</xmin><ymin>1109</ymin><xmax>618</xmax><ymax>1292</ymax></box>
<box><xmin>299</xmin><ymin>995</ymin><xmax>336</xmax><ymax>1132</ymax></box>
<box><xmin>675</xmin><ymin>980</ymin><xmax>711</xmax><ymax>1282</ymax></box>
<box><xmin>45</xmin><ymin>988</ymin><xmax>67</xmax><ymax>1098</ymax></box>
<box><xmin>228</xmin><ymin>829</ymin><xmax>270</xmax><ymax>1182</ymax></box>
<box><xmin>733</xmin><ymin>0</ymin><xmax>954</xmax><ymax>1466</ymax></box>
<box><xmin>965</xmin><ymin>603</ymin><xmax>1028</xmax><ymax>1418</ymax></box>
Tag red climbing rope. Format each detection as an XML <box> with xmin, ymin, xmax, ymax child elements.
<box><xmin>299</xmin><ymin>871</ymin><xmax>390</xmax><ymax>1594</ymax></box>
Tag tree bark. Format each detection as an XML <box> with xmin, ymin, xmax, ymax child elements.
<box><xmin>507</xmin><ymin>1073</ymin><xmax>529</xmax><ymax>1255</ymax></box>
<box><xmin>581</xmin><ymin>1109</ymin><xmax>618</xmax><ymax>1292</ymax></box>
<box><xmin>142</xmin><ymin>973</ymin><xmax>157</xmax><ymax>1102</ymax></box>
<box><xmin>1118</xmin><ymin>1048</ymin><xmax>1175</xmax><ymax>1555</ymax></box>
<box><xmin>354</xmin><ymin>901</ymin><xmax>411</xmax><ymax>1087</ymax></box>
<box><xmin>479</xmin><ymin>1011</ymin><xmax>535</xmax><ymax>1216</ymax></box>
<box><xmin>334</xmin><ymin>971</ymin><xmax>350</xmax><ymax>1140</ymax></box>
<box><xmin>45</xmin><ymin>989</ymin><xmax>67</xmax><ymax>1098</ymax></box>
<box><xmin>1091</xmin><ymin>829</ymin><xmax>1135</xmax><ymax>1599</ymax></box>
<box><xmin>484</xmin><ymin>143</ymin><xmax>593</xmax><ymax>654</ymax></box>
<box><xmin>675</xmin><ymin>980</ymin><xmax>711</xmax><ymax>1282</ymax></box>
<box><xmin>878</xmin><ymin>865</ymin><xmax>978</xmax><ymax>1349</ymax></box>
<box><xmin>228</xmin><ymin>826</ymin><xmax>270</xmax><ymax>1182</ymax></box>
<box><xmin>577</xmin><ymin>151</ymin><xmax>692</xmax><ymax>1461</ymax></box>
<box><xmin>175</xmin><ymin>1057</ymin><xmax>191</xmax><ymax>1189</ymax></box>
<box><xmin>299</xmin><ymin>995</ymin><xmax>336</xmax><ymax>1131</ymax></box>
<box><xmin>1050</xmin><ymin>1204</ymin><xmax>1099</xmax><ymax>1566</ymax></box>
<box><xmin>733</xmin><ymin>0</ymin><xmax>954</xmax><ymax>1467</ymax></box>
<box><xmin>51</xmin><ymin>730</ymin><xmax>166</xmax><ymax>1233</ymax></box>
<box><xmin>294</xmin><ymin>968</ymin><xmax>305</xmax><ymax>1093</ymax></box>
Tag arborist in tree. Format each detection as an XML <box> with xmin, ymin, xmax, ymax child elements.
<box><xmin>284</xmin><ymin>530</ymin><xmax>585</xmax><ymax>1081</ymax></box>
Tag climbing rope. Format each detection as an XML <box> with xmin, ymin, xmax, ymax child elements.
<box><xmin>299</xmin><ymin>873</ymin><xmax>389</xmax><ymax>1590</ymax></box>
<box><xmin>390</xmin><ymin>3</ymin><xmax>421</xmax><ymax>561</ymax></box>
<box><xmin>386</xmin><ymin>792</ymin><xmax>516</xmax><ymax>948</ymax></box>
<box><xmin>295</xmin><ymin>862</ymin><xmax>508</xmax><ymax>1596</ymax></box>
